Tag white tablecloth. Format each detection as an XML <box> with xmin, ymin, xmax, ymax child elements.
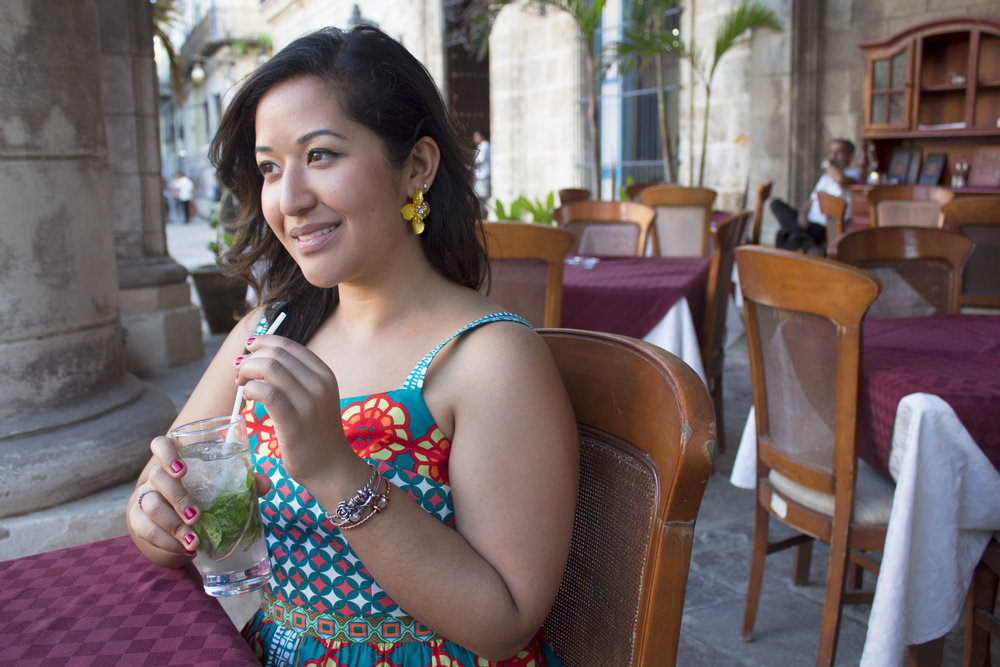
<box><xmin>642</xmin><ymin>296</ymin><xmax>706</xmax><ymax>383</ymax></box>
<box><xmin>730</xmin><ymin>394</ymin><xmax>1000</xmax><ymax>665</ymax></box>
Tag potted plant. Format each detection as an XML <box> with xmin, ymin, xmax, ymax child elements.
<box><xmin>189</xmin><ymin>191</ymin><xmax>248</xmax><ymax>333</ymax></box>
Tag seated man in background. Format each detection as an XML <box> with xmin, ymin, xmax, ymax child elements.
<box><xmin>770</xmin><ymin>138</ymin><xmax>859</xmax><ymax>254</ymax></box>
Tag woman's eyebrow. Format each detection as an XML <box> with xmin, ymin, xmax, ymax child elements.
<box><xmin>255</xmin><ymin>129</ymin><xmax>348</xmax><ymax>155</ymax></box>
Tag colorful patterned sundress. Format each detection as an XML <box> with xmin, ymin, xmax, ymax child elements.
<box><xmin>240</xmin><ymin>312</ymin><xmax>563</xmax><ymax>667</ymax></box>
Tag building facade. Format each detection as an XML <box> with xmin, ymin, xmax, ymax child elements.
<box><xmin>160</xmin><ymin>0</ymin><xmax>999</xmax><ymax>242</ymax></box>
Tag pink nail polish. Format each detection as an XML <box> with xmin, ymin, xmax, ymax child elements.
<box><xmin>185</xmin><ymin>549</ymin><xmax>197</xmax><ymax>555</ymax></box>
<box><xmin>245</xmin><ymin>337</ymin><xmax>256</xmax><ymax>347</ymax></box>
<box><xmin>184</xmin><ymin>533</ymin><xmax>196</xmax><ymax>545</ymax></box>
<box><xmin>234</xmin><ymin>355</ymin><xmax>245</xmax><ymax>367</ymax></box>
<box><xmin>170</xmin><ymin>460</ymin><xmax>184</xmax><ymax>474</ymax></box>
<box><xmin>184</xmin><ymin>507</ymin><xmax>197</xmax><ymax>520</ymax></box>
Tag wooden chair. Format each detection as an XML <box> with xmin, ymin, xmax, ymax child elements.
<box><xmin>551</xmin><ymin>200</ymin><xmax>656</xmax><ymax>257</ymax></box>
<box><xmin>735</xmin><ymin>246</ymin><xmax>895</xmax><ymax>667</ymax></box>
<box><xmin>624</xmin><ymin>181</ymin><xmax>669</xmax><ymax>201</ymax></box>
<box><xmin>964</xmin><ymin>533</ymin><xmax>1000</xmax><ymax>667</ymax></box>
<box><xmin>940</xmin><ymin>196</ymin><xmax>1000</xmax><ymax>309</ymax></box>
<box><xmin>748</xmin><ymin>181</ymin><xmax>772</xmax><ymax>245</ymax></box>
<box><xmin>481</xmin><ymin>221</ymin><xmax>574</xmax><ymax>328</ymax></box>
<box><xmin>702</xmin><ymin>211</ymin><xmax>751</xmax><ymax>454</ymax></box>
<box><xmin>834</xmin><ymin>226</ymin><xmax>973</xmax><ymax>318</ymax></box>
<box><xmin>867</xmin><ymin>184</ymin><xmax>954</xmax><ymax>228</ymax></box>
<box><xmin>638</xmin><ymin>185</ymin><xmax>717</xmax><ymax>257</ymax></box>
<box><xmin>558</xmin><ymin>188</ymin><xmax>592</xmax><ymax>206</ymax></box>
<box><xmin>537</xmin><ymin>328</ymin><xmax>715</xmax><ymax>666</ymax></box>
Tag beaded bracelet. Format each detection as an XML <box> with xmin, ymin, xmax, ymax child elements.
<box><xmin>324</xmin><ymin>464</ymin><xmax>391</xmax><ymax>530</ymax></box>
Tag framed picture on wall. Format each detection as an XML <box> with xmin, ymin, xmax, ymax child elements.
<box><xmin>968</xmin><ymin>146</ymin><xmax>1000</xmax><ymax>187</ymax></box>
<box><xmin>887</xmin><ymin>148</ymin><xmax>914</xmax><ymax>184</ymax></box>
<box><xmin>918</xmin><ymin>153</ymin><xmax>946</xmax><ymax>185</ymax></box>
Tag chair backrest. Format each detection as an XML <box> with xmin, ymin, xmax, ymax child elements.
<box><xmin>537</xmin><ymin>328</ymin><xmax>715</xmax><ymax>667</ymax></box>
<box><xmin>735</xmin><ymin>247</ymin><xmax>880</xmax><ymax>493</ymax></box>
<box><xmin>940</xmin><ymin>196</ymin><xmax>1000</xmax><ymax>308</ymax></box>
<box><xmin>481</xmin><ymin>221</ymin><xmax>574</xmax><ymax>328</ymax></box>
<box><xmin>638</xmin><ymin>185</ymin><xmax>717</xmax><ymax>257</ymax></box>
<box><xmin>625</xmin><ymin>181</ymin><xmax>670</xmax><ymax>201</ymax></box>
<box><xmin>750</xmin><ymin>181</ymin><xmax>773</xmax><ymax>245</ymax></box>
<box><xmin>702</xmin><ymin>211</ymin><xmax>752</xmax><ymax>385</ymax></box>
<box><xmin>834</xmin><ymin>226</ymin><xmax>973</xmax><ymax>317</ymax></box>
<box><xmin>816</xmin><ymin>190</ymin><xmax>847</xmax><ymax>238</ymax></box>
<box><xmin>551</xmin><ymin>200</ymin><xmax>656</xmax><ymax>257</ymax></box>
<box><xmin>867</xmin><ymin>184</ymin><xmax>954</xmax><ymax>228</ymax></box>
<box><xmin>558</xmin><ymin>188</ymin><xmax>592</xmax><ymax>206</ymax></box>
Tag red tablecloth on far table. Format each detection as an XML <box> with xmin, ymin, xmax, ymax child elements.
<box><xmin>0</xmin><ymin>535</ymin><xmax>259</xmax><ymax>665</ymax></box>
<box><xmin>561</xmin><ymin>256</ymin><xmax>712</xmax><ymax>340</ymax></box>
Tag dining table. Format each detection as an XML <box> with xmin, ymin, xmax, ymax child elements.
<box><xmin>0</xmin><ymin>535</ymin><xmax>259</xmax><ymax>665</ymax></box>
<box><xmin>560</xmin><ymin>255</ymin><xmax>712</xmax><ymax>382</ymax></box>
<box><xmin>729</xmin><ymin>313</ymin><xmax>1000</xmax><ymax>665</ymax></box>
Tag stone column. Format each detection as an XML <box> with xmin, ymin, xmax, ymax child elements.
<box><xmin>98</xmin><ymin>0</ymin><xmax>204</xmax><ymax>375</ymax></box>
<box><xmin>0</xmin><ymin>0</ymin><xmax>176</xmax><ymax>520</ymax></box>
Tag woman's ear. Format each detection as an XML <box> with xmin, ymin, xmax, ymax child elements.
<box><xmin>407</xmin><ymin>136</ymin><xmax>440</xmax><ymax>191</ymax></box>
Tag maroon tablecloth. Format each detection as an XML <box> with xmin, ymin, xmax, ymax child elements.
<box><xmin>0</xmin><ymin>535</ymin><xmax>259</xmax><ymax>665</ymax></box>
<box><xmin>561</xmin><ymin>256</ymin><xmax>711</xmax><ymax>340</ymax></box>
<box><xmin>859</xmin><ymin>314</ymin><xmax>1000</xmax><ymax>476</ymax></box>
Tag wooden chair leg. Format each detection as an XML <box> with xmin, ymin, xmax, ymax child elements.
<box><xmin>742</xmin><ymin>497</ymin><xmax>770</xmax><ymax>642</ymax></box>
<box><xmin>907</xmin><ymin>636</ymin><xmax>945</xmax><ymax>666</ymax></box>
<box><xmin>964</xmin><ymin>545</ymin><xmax>999</xmax><ymax>667</ymax></box>
<box><xmin>815</xmin><ymin>532</ymin><xmax>850</xmax><ymax>667</ymax></box>
<box><xmin>713</xmin><ymin>371</ymin><xmax>725</xmax><ymax>453</ymax></box>
<box><xmin>793</xmin><ymin>539</ymin><xmax>813</xmax><ymax>586</ymax></box>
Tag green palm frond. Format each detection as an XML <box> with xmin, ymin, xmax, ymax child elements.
<box><xmin>709</xmin><ymin>0</ymin><xmax>782</xmax><ymax>79</ymax></box>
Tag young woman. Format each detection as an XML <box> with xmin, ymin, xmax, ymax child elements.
<box><xmin>126</xmin><ymin>26</ymin><xmax>578</xmax><ymax>666</ymax></box>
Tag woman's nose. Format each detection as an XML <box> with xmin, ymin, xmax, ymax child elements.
<box><xmin>279</xmin><ymin>165</ymin><xmax>316</xmax><ymax>217</ymax></box>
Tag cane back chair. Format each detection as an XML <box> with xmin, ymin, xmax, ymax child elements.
<box><xmin>735</xmin><ymin>246</ymin><xmax>896</xmax><ymax>667</ymax></box>
<box><xmin>551</xmin><ymin>200</ymin><xmax>656</xmax><ymax>257</ymax></box>
<box><xmin>537</xmin><ymin>328</ymin><xmax>715</xmax><ymax>666</ymax></box>
<box><xmin>940</xmin><ymin>196</ymin><xmax>1000</xmax><ymax>309</ymax></box>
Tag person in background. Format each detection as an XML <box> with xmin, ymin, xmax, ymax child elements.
<box><xmin>769</xmin><ymin>138</ymin><xmax>859</xmax><ymax>254</ymax></box>
<box><xmin>125</xmin><ymin>26</ymin><xmax>578</xmax><ymax>667</ymax></box>
<box><xmin>170</xmin><ymin>171</ymin><xmax>195</xmax><ymax>223</ymax></box>
<box><xmin>472</xmin><ymin>128</ymin><xmax>491</xmax><ymax>210</ymax></box>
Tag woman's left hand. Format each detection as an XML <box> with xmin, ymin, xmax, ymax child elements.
<box><xmin>235</xmin><ymin>335</ymin><xmax>349</xmax><ymax>486</ymax></box>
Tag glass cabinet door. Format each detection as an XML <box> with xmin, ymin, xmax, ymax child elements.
<box><xmin>868</xmin><ymin>47</ymin><xmax>911</xmax><ymax>129</ymax></box>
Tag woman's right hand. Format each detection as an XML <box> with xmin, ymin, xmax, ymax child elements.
<box><xmin>126</xmin><ymin>436</ymin><xmax>203</xmax><ymax>568</ymax></box>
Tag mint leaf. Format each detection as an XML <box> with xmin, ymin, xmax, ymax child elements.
<box><xmin>193</xmin><ymin>471</ymin><xmax>257</xmax><ymax>555</ymax></box>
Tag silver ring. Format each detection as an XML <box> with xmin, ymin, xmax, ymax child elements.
<box><xmin>136</xmin><ymin>488</ymin><xmax>155</xmax><ymax>510</ymax></box>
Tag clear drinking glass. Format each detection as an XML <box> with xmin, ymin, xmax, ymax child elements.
<box><xmin>170</xmin><ymin>415</ymin><xmax>271</xmax><ymax>597</ymax></box>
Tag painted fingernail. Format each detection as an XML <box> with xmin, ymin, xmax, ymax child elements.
<box><xmin>245</xmin><ymin>337</ymin><xmax>256</xmax><ymax>347</ymax></box>
<box><xmin>185</xmin><ymin>549</ymin><xmax>197</xmax><ymax>555</ymax></box>
<box><xmin>234</xmin><ymin>355</ymin><xmax>245</xmax><ymax>367</ymax></box>
<box><xmin>170</xmin><ymin>460</ymin><xmax>184</xmax><ymax>474</ymax></box>
<box><xmin>184</xmin><ymin>507</ymin><xmax>197</xmax><ymax>520</ymax></box>
<box><xmin>184</xmin><ymin>533</ymin><xmax>196</xmax><ymax>545</ymax></box>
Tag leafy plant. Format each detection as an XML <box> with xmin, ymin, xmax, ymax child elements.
<box><xmin>614</xmin><ymin>0</ymin><xmax>684</xmax><ymax>183</ymax></box>
<box><xmin>150</xmin><ymin>0</ymin><xmax>187</xmax><ymax>105</ymax></box>
<box><xmin>207</xmin><ymin>191</ymin><xmax>238</xmax><ymax>257</ymax></box>
<box><xmin>687</xmin><ymin>0</ymin><xmax>781</xmax><ymax>186</ymax></box>
<box><xmin>493</xmin><ymin>192</ymin><xmax>557</xmax><ymax>224</ymax></box>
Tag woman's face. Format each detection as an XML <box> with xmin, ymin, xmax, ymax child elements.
<box><xmin>253</xmin><ymin>75</ymin><xmax>414</xmax><ymax>288</ymax></box>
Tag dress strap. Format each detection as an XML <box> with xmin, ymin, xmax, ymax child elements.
<box><xmin>402</xmin><ymin>312</ymin><xmax>531</xmax><ymax>389</ymax></box>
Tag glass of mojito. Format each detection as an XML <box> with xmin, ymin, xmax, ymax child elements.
<box><xmin>170</xmin><ymin>415</ymin><xmax>271</xmax><ymax>597</ymax></box>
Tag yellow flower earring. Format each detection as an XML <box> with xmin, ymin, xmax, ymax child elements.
<box><xmin>401</xmin><ymin>186</ymin><xmax>430</xmax><ymax>235</ymax></box>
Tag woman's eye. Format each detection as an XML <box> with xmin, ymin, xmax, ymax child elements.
<box><xmin>256</xmin><ymin>161</ymin><xmax>279</xmax><ymax>176</ymax></box>
<box><xmin>307</xmin><ymin>149</ymin><xmax>337</xmax><ymax>164</ymax></box>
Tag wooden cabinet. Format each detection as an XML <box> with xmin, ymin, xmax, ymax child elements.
<box><xmin>857</xmin><ymin>15</ymin><xmax>1000</xmax><ymax>212</ymax></box>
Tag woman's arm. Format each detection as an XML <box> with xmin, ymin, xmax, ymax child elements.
<box><xmin>238</xmin><ymin>322</ymin><xmax>579</xmax><ymax>660</ymax></box>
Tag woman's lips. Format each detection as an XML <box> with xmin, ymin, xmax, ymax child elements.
<box><xmin>292</xmin><ymin>223</ymin><xmax>338</xmax><ymax>252</ymax></box>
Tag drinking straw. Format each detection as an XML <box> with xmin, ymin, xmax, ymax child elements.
<box><xmin>230</xmin><ymin>311</ymin><xmax>287</xmax><ymax>424</ymax></box>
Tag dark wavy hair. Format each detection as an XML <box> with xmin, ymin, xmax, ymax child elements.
<box><xmin>209</xmin><ymin>25</ymin><xmax>487</xmax><ymax>344</ymax></box>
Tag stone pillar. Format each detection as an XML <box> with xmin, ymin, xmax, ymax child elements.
<box><xmin>98</xmin><ymin>0</ymin><xmax>204</xmax><ymax>375</ymax></box>
<box><xmin>0</xmin><ymin>0</ymin><xmax>176</xmax><ymax>520</ymax></box>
